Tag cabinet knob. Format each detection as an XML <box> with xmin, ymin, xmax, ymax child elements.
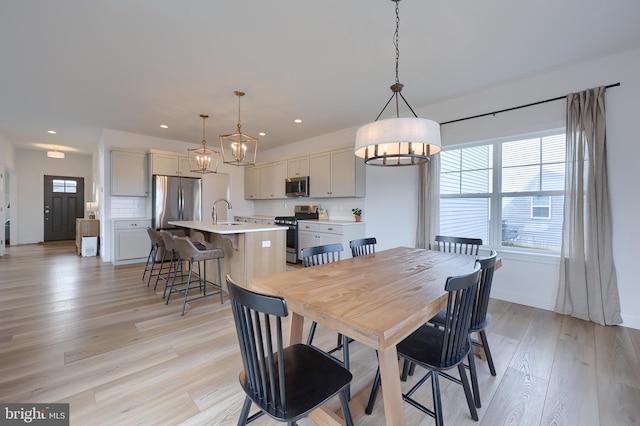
<box><xmin>328</xmin><ymin>227</ymin><xmax>334</xmax><ymax>231</ymax></box>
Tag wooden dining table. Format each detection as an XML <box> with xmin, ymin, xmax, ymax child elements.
<box><xmin>249</xmin><ymin>246</ymin><xmax>480</xmax><ymax>425</ymax></box>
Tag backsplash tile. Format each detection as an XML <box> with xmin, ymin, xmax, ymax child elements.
<box><xmin>110</xmin><ymin>196</ymin><xmax>146</xmax><ymax>218</ymax></box>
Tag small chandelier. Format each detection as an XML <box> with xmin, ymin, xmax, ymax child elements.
<box><xmin>220</xmin><ymin>90</ymin><xmax>258</xmax><ymax>167</ymax></box>
<box><xmin>188</xmin><ymin>114</ymin><xmax>219</xmax><ymax>174</ymax></box>
<box><xmin>354</xmin><ymin>0</ymin><xmax>441</xmax><ymax>166</ymax></box>
<box><xmin>47</xmin><ymin>146</ymin><xmax>65</xmax><ymax>159</ymax></box>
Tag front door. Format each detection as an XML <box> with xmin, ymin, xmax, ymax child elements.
<box><xmin>44</xmin><ymin>176</ymin><xmax>84</xmax><ymax>241</ymax></box>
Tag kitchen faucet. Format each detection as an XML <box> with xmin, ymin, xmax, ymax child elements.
<box><xmin>212</xmin><ymin>198</ymin><xmax>232</xmax><ymax>224</ymax></box>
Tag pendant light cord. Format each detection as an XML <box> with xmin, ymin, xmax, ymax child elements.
<box><xmin>394</xmin><ymin>0</ymin><xmax>400</xmax><ymax>85</ymax></box>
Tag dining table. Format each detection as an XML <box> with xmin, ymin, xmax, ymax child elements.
<box><xmin>248</xmin><ymin>246</ymin><xmax>481</xmax><ymax>425</ymax></box>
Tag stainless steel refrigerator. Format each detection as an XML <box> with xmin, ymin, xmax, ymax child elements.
<box><xmin>152</xmin><ymin>175</ymin><xmax>202</xmax><ymax>230</ymax></box>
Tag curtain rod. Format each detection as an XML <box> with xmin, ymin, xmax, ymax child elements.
<box><xmin>440</xmin><ymin>82</ymin><xmax>621</xmax><ymax>126</ymax></box>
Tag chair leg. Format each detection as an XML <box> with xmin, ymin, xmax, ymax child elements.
<box><xmin>365</xmin><ymin>367</ymin><xmax>381</xmax><ymax>415</ymax></box>
<box><xmin>458</xmin><ymin>363</ymin><xmax>479</xmax><ymax>421</ymax></box>
<box><xmin>401</xmin><ymin>359</ymin><xmax>411</xmax><ymax>381</ymax></box>
<box><xmin>479</xmin><ymin>330</ymin><xmax>497</xmax><ymax>376</ymax></box>
<box><xmin>306</xmin><ymin>322</ymin><xmax>318</xmax><ymax>346</ymax></box>
<box><xmin>181</xmin><ymin>259</ymin><xmax>194</xmax><ymax>316</ymax></box>
<box><xmin>153</xmin><ymin>252</ymin><xmax>168</xmax><ymax>291</ymax></box>
<box><xmin>142</xmin><ymin>245</ymin><xmax>155</xmax><ymax>281</ymax></box>
<box><xmin>217</xmin><ymin>258</ymin><xmax>224</xmax><ymax>304</ymax></box>
<box><xmin>162</xmin><ymin>253</ymin><xmax>177</xmax><ymax>299</ymax></box>
<box><xmin>338</xmin><ymin>387</ymin><xmax>354</xmax><ymax>426</ymax></box>
<box><xmin>467</xmin><ymin>350</ymin><xmax>481</xmax><ymax>408</ymax></box>
<box><xmin>342</xmin><ymin>334</ymin><xmax>350</xmax><ymax>400</ymax></box>
<box><xmin>237</xmin><ymin>396</ymin><xmax>252</xmax><ymax>426</ymax></box>
<box><xmin>146</xmin><ymin>245</ymin><xmax>158</xmax><ymax>287</ymax></box>
<box><xmin>431</xmin><ymin>372</ymin><xmax>444</xmax><ymax>426</ymax></box>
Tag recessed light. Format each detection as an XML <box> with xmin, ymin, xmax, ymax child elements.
<box><xmin>47</xmin><ymin>130</ymin><xmax>57</xmax><ymax>134</ymax></box>
<box><xmin>258</xmin><ymin>132</ymin><xmax>266</xmax><ymax>136</ymax></box>
<box><xmin>294</xmin><ymin>119</ymin><xmax>302</xmax><ymax>124</ymax></box>
<box><xmin>160</xmin><ymin>124</ymin><xmax>168</xmax><ymax>129</ymax></box>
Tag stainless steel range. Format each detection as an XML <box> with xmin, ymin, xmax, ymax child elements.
<box><xmin>274</xmin><ymin>205</ymin><xmax>319</xmax><ymax>263</ymax></box>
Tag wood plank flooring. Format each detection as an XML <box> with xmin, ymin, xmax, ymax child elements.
<box><xmin>1</xmin><ymin>242</ymin><xmax>639</xmax><ymax>425</ymax></box>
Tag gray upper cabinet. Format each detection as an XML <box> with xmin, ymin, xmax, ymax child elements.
<box><xmin>310</xmin><ymin>147</ymin><xmax>365</xmax><ymax>198</ymax></box>
<box><xmin>111</xmin><ymin>150</ymin><xmax>148</xmax><ymax>197</ymax></box>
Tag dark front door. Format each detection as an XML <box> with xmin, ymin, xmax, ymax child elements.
<box><xmin>44</xmin><ymin>176</ymin><xmax>84</xmax><ymax>241</ymax></box>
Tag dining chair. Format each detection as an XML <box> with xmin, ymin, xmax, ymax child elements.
<box><xmin>299</xmin><ymin>243</ymin><xmax>352</xmax><ymax>397</ymax></box>
<box><xmin>434</xmin><ymin>235</ymin><xmax>483</xmax><ymax>255</ymax></box>
<box><xmin>349</xmin><ymin>237</ymin><xmax>377</xmax><ymax>257</ymax></box>
<box><xmin>428</xmin><ymin>249</ymin><xmax>498</xmax><ymax>408</ymax></box>
<box><xmin>167</xmin><ymin>236</ymin><xmax>225</xmax><ymax>315</ymax></box>
<box><xmin>226</xmin><ymin>275</ymin><xmax>354</xmax><ymax>426</ymax></box>
<box><xmin>366</xmin><ymin>264</ymin><xmax>481</xmax><ymax>426</ymax></box>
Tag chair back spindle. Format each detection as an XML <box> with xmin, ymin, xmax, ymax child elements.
<box><xmin>300</xmin><ymin>243</ymin><xmax>343</xmax><ymax>267</ymax></box>
<box><xmin>349</xmin><ymin>237</ymin><xmax>377</xmax><ymax>257</ymax></box>
<box><xmin>435</xmin><ymin>235</ymin><xmax>482</xmax><ymax>255</ymax></box>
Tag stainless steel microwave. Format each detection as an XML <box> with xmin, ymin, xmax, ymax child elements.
<box><xmin>285</xmin><ymin>176</ymin><xmax>309</xmax><ymax>197</ymax></box>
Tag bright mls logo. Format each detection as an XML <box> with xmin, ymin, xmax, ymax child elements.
<box><xmin>1</xmin><ymin>403</ymin><xmax>69</xmax><ymax>425</ymax></box>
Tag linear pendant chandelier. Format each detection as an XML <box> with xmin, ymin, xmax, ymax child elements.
<box><xmin>354</xmin><ymin>0</ymin><xmax>441</xmax><ymax>166</ymax></box>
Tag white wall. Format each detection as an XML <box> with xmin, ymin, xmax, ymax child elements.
<box><xmin>256</xmin><ymin>47</ymin><xmax>640</xmax><ymax>329</ymax></box>
<box><xmin>14</xmin><ymin>149</ymin><xmax>94</xmax><ymax>245</ymax></box>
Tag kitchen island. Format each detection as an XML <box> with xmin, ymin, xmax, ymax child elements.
<box><xmin>168</xmin><ymin>220</ymin><xmax>287</xmax><ymax>290</ymax></box>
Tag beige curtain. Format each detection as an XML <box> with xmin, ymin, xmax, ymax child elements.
<box><xmin>416</xmin><ymin>156</ymin><xmax>440</xmax><ymax>249</ymax></box>
<box><xmin>554</xmin><ymin>86</ymin><xmax>622</xmax><ymax>325</ymax></box>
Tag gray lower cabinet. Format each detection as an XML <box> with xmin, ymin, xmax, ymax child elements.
<box><xmin>113</xmin><ymin>219</ymin><xmax>152</xmax><ymax>265</ymax></box>
<box><xmin>297</xmin><ymin>221</ymin><xmax>365</xmax><ymax>259</ymax></box>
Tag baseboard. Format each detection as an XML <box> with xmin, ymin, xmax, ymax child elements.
<box><xmin>491</xmin><ymin>289</ymin><xmax>555</xmax><ymax>311</ymax></box>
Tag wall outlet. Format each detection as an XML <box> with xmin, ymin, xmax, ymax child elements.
<box><xmin>262</xmin><ymin>240</ymin><xmax>271</xmax><ymax>248</ymax></box>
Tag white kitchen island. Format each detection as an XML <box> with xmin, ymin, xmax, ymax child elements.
<box><xmin>168</xmin><ymin>220</ymin><xmax>287</xmax><ymax>290</ymax></box>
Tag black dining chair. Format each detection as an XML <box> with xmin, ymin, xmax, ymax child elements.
<box><xmin>434</xmin><ymin>235</ymin><xmax>483</xmax><ymax>255</ymax></box>
<box><xmin>300</xmin><ymin>243</ymin><xmax>352</xmax><ymax>398</ymax></box>
<box><xmin>349</xmin><ymin>237</ymin><xmax>377</xmax><ymax>257</ymax></box>
<box><xmin>226</xmin><ymin>275</ymin><xmax>354</xmax><ymax>426</ymax></box>
<box><xmin>428</xmin><ymin>249</ymin><xmax>498</xmax><ymax>408</ymax></box>
<box><xmin>366</xmin><ymin>264</ymin><xmax>481</xmax><ymax>426</ymax></box>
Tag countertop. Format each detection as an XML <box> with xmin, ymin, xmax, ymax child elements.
<box><xmin>298</xmin><ymin>219</ymin><xmax>364</xmax><ymax>225</ymax></box>
<box><xmin>168</xmin><ymin>220</ymin><xmax>287</xmax><ymax>235</ymax></box>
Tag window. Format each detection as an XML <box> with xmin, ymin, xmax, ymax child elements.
<box><xmin>531</xmin><ymin>195</ymin><xmax>551</xmax><ymax>219</ymax></box>
<box><xmin>52</xmin><ymin>179</ymin><xmax>77</xmax><ymax>193</ymax></box>
<box><xmin>439</xmin><ymin>132</ymin><xmax>565</xmax><ymax>252</ymax></box>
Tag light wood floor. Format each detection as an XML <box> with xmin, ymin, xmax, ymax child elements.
<box><xmin>1</xmin><ymin>242</ymin><xmax>640</xmax><ymax>426</ymax></box>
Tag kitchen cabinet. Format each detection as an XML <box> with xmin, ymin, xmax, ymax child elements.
<box><xmin>111</xmin><ymin>150</ymin><xmax>148</xmax><ymax>196</ymax></box>
<box><xmin>76</xmin><ymin>219</ymin><xmax>100</xmax><ymax>255</ymax></box>
<box><xmin>246</xmin><ymin>162</ymin><xmax>287</xmax><ymax>200</ymax></box>
<box><xmin>260</xmin><ymin>161</ymin><xmax>287</xmax><ymax>199</ymax></box>
<box><xmin>244</xmin><ymin>166</ymin><xmax>260</xmax><ymax>199</ymax></box>
<box><xmin>309</xmin><ymin>147</ymin><xmax>365</xmax><ymax>198</ymax></box>
<box><xmin>287</xmin><ymin>156</ymin><xmax>309</xmax><ymax>178</ymax></box>
<box><xmin>113</xmin><ymin>219</ymin><xmax>152</xmax><ymax>265</ymax></box>
<box><xmin>150</xmin><ymin>151</ymin><xmax>201</xmax><ymax>178</ymax></box>
<box><xmin>297</xmin><ymin>220</ymin><xmax>365</xmax><ymax>259</ymax></box>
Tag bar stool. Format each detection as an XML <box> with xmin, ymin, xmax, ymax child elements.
<box><xmin>158</xmin><ymin>230</ymin><xmax>186</xmax><ymax>298</ymax></box>
<box><xmin>168</xmin><ymin>236</ymin><xmax>225</xmax><ymax>315</ymax></box>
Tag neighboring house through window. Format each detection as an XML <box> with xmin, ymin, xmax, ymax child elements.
<box><xmin>439</xmin><ymin>131</ymin><xmax>565</xmax><ymax>253</ymax></box>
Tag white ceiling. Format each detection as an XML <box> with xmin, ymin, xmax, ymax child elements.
<box><xmin>2</xmin><ymin>0</ymin><xmax>640</xmax><ymax>156</ymax></box>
